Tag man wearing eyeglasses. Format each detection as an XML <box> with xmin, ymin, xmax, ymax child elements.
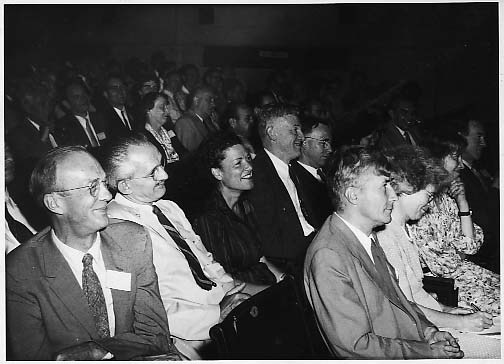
<box><xmin>102</xmin><ymin>134</ymin><xmax>250</xmax><ymax>359</ymax></box>
<box><xmin>100</xmin><ymin>75</ymin><xmax>136</xmax><ymax>138</ymax></box>
<box><xmin>6</xmin><ymin>146</ymin><xmax>179</xmax><ymax>360</ymax></box>
<box><xmin>289</xmin><ymin>118</ymin><xmax>333</xmax><ymax>230</ymax></box>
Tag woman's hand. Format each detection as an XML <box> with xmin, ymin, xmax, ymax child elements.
<box><xmin>447</xmin><ymin>177</ymin><xmax>468</xmax><ymax>208</ymax></box>
<box><xmin>460</xmin><ymin>311</ymin><xmax>494</xmax><ymax>332</ymax></box>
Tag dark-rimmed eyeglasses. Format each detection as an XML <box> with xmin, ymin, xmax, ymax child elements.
<box><xmin>304</xmin><ymin>136</ymin><xmax>332</xmax><ymax>149</ymax></box>
<box><xmin>52</xmin><ymin>178</ymin><xmax>108</xmax><ymax>198</ymax></box>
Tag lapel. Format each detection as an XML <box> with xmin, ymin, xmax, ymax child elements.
<box><xmin>329</xmin><ymin>215</ymin><xmax>404</xmax><ymax>308</ymax></box>
<box><xmin>23</xmin><ymin>118</ymin><xmax>52</xmax><ymax>149</ymax></box>
<box><xmin>189</xmin><ymin>111</ymin><xmax>209</xmax><ymax>136</ymax></box>
<box><xmin>40</xmin><ymin>231</ymin><xmax>97</xmax><ymax>337</ymax></box>
<box><xmin>256</xmin><ymin>150</ymin><xmax>291</xmax><ymax>199</ymax></box>
<box><xmin>100</xmin><ymin>231</ymin><xmax>132</xmax><ymax>325</ymax></box>
<box><xmin>69</xmin><ymin>115</ymin><xmax>91</xmax><ymax>145</ymax></box>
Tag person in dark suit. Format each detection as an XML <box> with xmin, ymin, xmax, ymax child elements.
<box><xmin>54</xmin><ymin>80</ymin><xmax>109</xmax><ymax>148</ymax></box>
<box><xmin>304</xmin><ymin>146</ymin><xmax>463</xmax><ymax>359</ymax></box>
<box><xmin>457</xmin><ymin>119</ymin><xmax>499</xmax><ymax>272</ymax></box>
<box><xmin>247</xmin><ymin>104</ymin><xmax>315</xmax><ymax>273</ymax></box>
<box><xmin>100</xmin><ymin>75</ymin><xmax>136</xmax><ymax>139</ymax></box>
<box><xmin>378</xmin><ymin>95</ymin><xmax>423</xmax><ymax>149</ymax></box>
<box><xmin>174</xmin><ymin>86</ymin><xmax>219</xmax><ymax>152</ymax></box>
<box><xmin>290</xmin><ymin>118</ymin><xmax>333</xmax><ymax>230</ymax></box>
<box><xmin>6</xmin><ymin>146</ymin><xmax>179</xmax><ymax>360</ymax></box>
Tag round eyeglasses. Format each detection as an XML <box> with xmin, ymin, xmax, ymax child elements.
<box><xmin>51</xmin><ymin>178</ymin><xmax>108</xmax><ymax>198</ymax></box>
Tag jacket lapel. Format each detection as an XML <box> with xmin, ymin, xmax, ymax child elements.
<box><xmin>41</xmin><ymin>232</ymin><xmax>97</xmax><ymax>337</ymax></box>
<box><xmin>330</xmin><ymin>216</ymin><xmax>403</xmax><ymax>308</ymax></box>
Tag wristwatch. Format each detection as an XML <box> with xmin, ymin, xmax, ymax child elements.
<box><xmin>458</xmin><ymin>210</ymin><xmax>472</xmax><ymax>217</ymax></box>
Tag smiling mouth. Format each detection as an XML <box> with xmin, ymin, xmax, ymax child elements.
<box><xmin>241</xmin><ymin>172</ymin><xmax>253</xmax><ymax>179</ymax></box>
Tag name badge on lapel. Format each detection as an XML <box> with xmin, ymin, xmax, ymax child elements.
<box><xmin>97</xmin><ymin>132</ymin><xmax>107</xmax><ymax>141</ymax></box>
<box><xmin>106</xmin><ymin>270</ymin><xmax>131</xmax><ymax>291</ymax></box>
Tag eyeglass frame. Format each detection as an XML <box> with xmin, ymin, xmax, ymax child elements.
<box><xmin>397</xmin><ymin>188</ymin><xmax>435</xmax><ymax>202</ymax></box>
<box><xmin>304</xmin><ymin>136</ymin><xmax>332</xmax><ymax>149</ymax></box>
<box><xmin>51</xmin><ymin>178</ymin><xmax>108</xmax><ymax>198</ymax></box>
<box><xmin>121</xmin><ymin>162</ymin><xmax>167</xmax><ymax>182</ymax></box>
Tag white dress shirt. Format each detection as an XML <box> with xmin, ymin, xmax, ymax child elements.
<box><xmin>107</xmin><ymin>194</ymin><xmax>234</xmax><ymax>341</ymax></box>
<box><xmin>335</xmin><ymin>213</ymin><xmax>374</xmax><ymax>263</ymax></box>
<box><xmin>112</xmin><ymin>107</ymin><xmax>131</xmax><ymax>130</ymax></box>
<box><xmin>51</xmin><ymin>230</ymin><xmax>116</xmax><ymax>336</ymax></box>
<box><xmin>264</xmin><ymin>149</ymin><xmax>314</xmax><ymax>236</ymax></box>
<box><xmin>28</xmin><ymin>118</ymin><xmax>58</xmax><ymax>147</ymax></box>
<box><xmin>394</xmin><ymin>125</ymin><xmax>417</xmax><ymax>146</ymax></box>
<box><xmin>75</xmin><ymin>113</ymin><xmax>100</xmax><ymax>146</ymax></box>
<box><xmin>5</xmin><ymin>189</ymin><xmax>37</xmax><ymax>254</ymax></box>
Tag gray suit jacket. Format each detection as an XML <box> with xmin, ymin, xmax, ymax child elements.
<box><xmin>6</xmin><ymin>220</ymin><xmax>174</xmax><ymax>360</ymax></box>
<box><xmin>174</xmin><ymin>111</ymin><xmax>211</xmax><ymax>152</ymax></box>
<box><xmin>304</xmin><ymin>214</ymin><xmax>437</xmax><ymax>359</ymax></box>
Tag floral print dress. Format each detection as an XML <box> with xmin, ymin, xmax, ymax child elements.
<box><xmin>408</xmin><ymin>193</ymin><xmax>500</xmax><ymax>315</ymax></box>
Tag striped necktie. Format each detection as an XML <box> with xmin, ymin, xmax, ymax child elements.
<box><xmin>152</xmin><ymin>205</ymin><xmax>216</xmax><ymax>290</ymax></box>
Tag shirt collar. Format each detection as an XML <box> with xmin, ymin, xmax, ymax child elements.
<box><xmin>297</xmin><ymin>161</ymin><xmax>321</xmax><ymax>181</ymax></box>
<box><xmin>113</xmin><ymin>193</ymin><xmax>155</xmax><ymax>215</ymax></box>
<box><xmin>335</xmin><ymin>213</ymin><xmax>374</xmax><ymax>259</ymax></box>
<box><xmin>51</xmin><ymin>229</ymin><xmax>103</xmax><ymax>267</ymax></box>
<box><xmin>194</xmin><ymin>112</ymin><xmax>204</xmax><ymax>122</ymax></box>
<box><xmin>264</xmin><ymin>148</ymin><xmax>289</xmax><ymax>179</ymax></box>
<box><xmin>113</xmin><ymin>106</ymin><xmax>126</xmax><ymax>113</ymax></box>
<box><xmin>27</xmin><ymin>118</ymin><xmax>40</xmax><ymax>131</ymax></box>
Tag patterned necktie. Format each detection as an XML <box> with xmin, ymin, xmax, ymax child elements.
<box><xmin>5</xmin><ymin>207</ymin><xmax>34</xmax><ymax>244</ymax></box>
<box><xmin>152</xmin><ymin>205</ymin><xmax>215</xmax><ymax>290</ymax></box>
<box><xmin>84</xmin><ymin>117</ymin><xmax>99</xmax><ymax>147</ymax></box>
<box><xmin>121</xmin><ymin>110</ymin><xmax>132</xmax><ymax>130</ymax></box>
<box><xmin>370</xmin><ymin>237</ymin><xmax>399</xmax><ymax>301</ymax></box>
<box><xmin>82</xmin><ymin>253</ymin><xmax>110</xmax><ymax>338</ymax></box>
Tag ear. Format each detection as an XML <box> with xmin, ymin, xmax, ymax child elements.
<box><xmin>229</xmin><ymin>118</ymin><xmax>237</xmax><ymax>128</ymax></box>
<box><xmin>344</xmin><ymin>186</ymin><xmax>359</xmax><ymax>206</ymax></box>
<box><xmin>117</xmin><ymin>180</ymin><xmax>132</xmax><ymax>195</ymax></box>
<box><xmin>266</xmin><ymin>124</ymin><xmax>276</xmax><ymax>141</ymax></box>
<box><xmin>43</xmin><ymin>193</ymin><xmax>64</xmax><ymax>215</ymax></box>
<box><xmin>211</xmin><ymin>167</ymin><xmax>223</xmax><ymax>181</ymax></box>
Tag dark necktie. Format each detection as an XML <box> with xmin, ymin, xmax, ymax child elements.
<box><xmin>370</xmin><ymin>237</ymin><xmax>400</xmax><ymax>301</ymax></box>
<box><xmin>152</xmin><ymin>205</ymin><xmax>216</xmax><ymax>290</ymax></box>
<box><xmin>84</xmin><ymin>116</ymin><xmax>99</xmax><ymax>147</ymax></box>
<box><xmin>288</xmin><ymin>164</ymin><xmax>311</xmax><ymax>223</ymax></box>
<box><xmin>403</xmin><ymin>131</ymin><xmax>413</xmax><ymax>145</ymax></box>
<box><xmin>82</xmin><ymin>253</ymin><xmax>110</xmax><ymax>338</ymax></box>
<box><xmin>317</xmin><ymin>168</ymin><xmax>327</xmax><ymax>183</ymax></box>
<box><xmin>5</xmin><ymin>207</ymin><xmax>34</xmax><ymax>244</ymax></box>
<box><xmin>121</xmin><ymin>110</ymin><xmax>132</xmax><ymax>130</ymax></box>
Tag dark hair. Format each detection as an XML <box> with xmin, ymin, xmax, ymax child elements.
<box><xmin>383</xmin><ymin>145</ymin><xmax>449</xmax><ymax>194</ymax></box>
<box><xmin>221</xmin><ymin>102</ymin><xmax>250</xmax><ymax>129</ymax></box>
<box><xmin>256</xmin><ymin>103</ymin><xmax>300</xmax><ymax>140</ymax></box>
<box><xmin>140</xmin><ymin>92</ymin><xmax>168</xmax><ymax>123</ymax></box>
<box><xmin>65</xmin><ymin>78</ymin><xmax>89</xmax><ymax>98</ymax></box>
<box><xmin>198</xmin><ymin>130</ymin><xmax>243</xmax><ymax>185</ymax></box>
<box><xmin>421</xmin><ymin>124</ymin><xmax>467</xmax><ymax>161</ymax></box>
<box><xmin>325</xmin><ymin>146</ymin><xmax>392</xmax><ymax>212</ymax></box>
<box><xmin>188</xmin><ymin>85</ymin><xmax>214</xmax><ymax>109</ymax></box>
<box><xmin>300</xmin><ymin>115</ymin><xmax>327</xmax><ymax>135</ymax></box>
<box><xmin>100</xmin><ymin>133</ymin><xmax>153</xmax><ymax>192</ymax></box>
<box><xmin>29</xmin><ymin>145</ymin><xmax>89</xmax><ymax>208</ymax></box>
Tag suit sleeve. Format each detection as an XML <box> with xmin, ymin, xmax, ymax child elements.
<box><xmin>6</xmin><ymin>269</ymin><xmax>54</xmax><ymax>360</ymax></box>
<box><xmin>174</xmin><ymin>118</ymin><xmax>199</xmax><ymax>152</ymax></box>
<box><xmin>306</xmin><ymin>248</ymin><xmax>436</xmax><ymax>359</ymax></box>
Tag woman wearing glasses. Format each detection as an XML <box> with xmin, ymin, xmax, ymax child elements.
<box><xmin>377</xmin><ymin>145</ymin><xmax>493</xmax><ymax>332</ymax></box>
<box><xmin>192</xmin><ymin>131</ymin><xmax>279</xmax><ymax>286</ymax></box>
<box><xmin>407</xmin><ymin>130</ymin><xmax>500</xmax><ymax>316</ymax></box>
<box><xmin>139</xmin><ymin>92</ymin><xmax>187</xmax><ymax>166</ymax></box>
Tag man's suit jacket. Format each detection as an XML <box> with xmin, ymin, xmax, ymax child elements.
<box><xmin>289</xmin><ymin>161</ymin><xmax>332</xmax><ymax>230</ymax></box>
<box><xmin>54</xmin><ymin>112</ymin><xmax>109</xmax><ymax>148</ymax></box>
<box><xmin>304</xmin><ymin>214</ymin><xmax>437</xmax><ymax>359</ymax></box>
<box><xmin>378</xmin><ymin>122</ymin><xmax>422</xmax><ymax>150</ymax></box>
<box><xmin>174</xmin><ymin>110</ymin><xmax>212</xmax><ymax>152</ymax></box>
<box><xmin>100</xmin><ymin>103</ymin><xmax>136</xmax><ymax>140</ymax></box>
<box><xmin>6</xmin><ymin>220</ymin><xmax>174</xmax><ymax>360</ymax></box>
<box><xmin>247</xmin><ymin>150</ymin><xmax>311</xmax><ymax>266</ymax></box>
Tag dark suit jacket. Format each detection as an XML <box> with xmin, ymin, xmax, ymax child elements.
<box><xmin>54</xmin><ymin>112</ymin><xmax>109</xmax><ymax>148</ymax></box>
<box><xmin>100</xmin><ymin>103</ymin><xmax>136</xmax><ymax>140</ymax></box>
<box><xmin>289</xmin><ymin>161</ymin><xmax>332</xmax><ymax>230</ymax></box>
<box><xmin>246</xmin><ymin>149</ymin><xmax>311</xmax><ymax>266</ymax></box>
<box><xmin>304</xmin><ymin>214</ymin><xmax>437</xmax><ymax>359</ymax></box>
<box><xmin>174</xmin><ymin>110</ymin><xmax>212</xmax><ymax>152</ymax></box>
<box><xmin>378</xmin><ymin>122</ymin><xmax>422</xmax><ymax>150</ymax></box>
<box><xmin>6</xmin><ymin>220</ymin><xmax>174</xmax><ymax>360</ymax></box>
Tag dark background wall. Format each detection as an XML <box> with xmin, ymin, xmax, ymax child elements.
<box><xmin>5</xmin><ymin>3</ymin><xmax>498</xmax><ymax>122</ymax></box>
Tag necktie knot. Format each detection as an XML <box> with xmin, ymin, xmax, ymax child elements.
<box><xmin>82</xmin><ymin>253</ymin><xmax>93</xmax><ymax>267</ymax></box>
